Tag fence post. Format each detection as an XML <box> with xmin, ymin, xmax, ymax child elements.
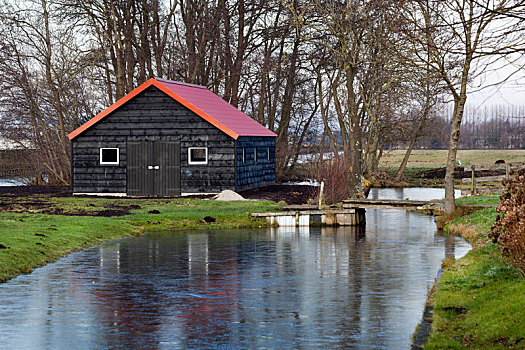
<box><xmin>471</xmin><ymin>165</ymin><xmax>476</xmax><ymax>196</ymax></box>
<box><xmin>506</xmin><ymin>162</ymin><xmax>511</xmax><ymax>181</ymax></box>
<box><xmin>318</xmin><ymin>181</ymin><xmax>324</xmax><ymax>209</ymax></box>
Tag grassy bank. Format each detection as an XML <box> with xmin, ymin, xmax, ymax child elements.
<box><xmin>425</xmin><ymin>195</ymin><xmax>525</xmax><ymax>349</ymax></box>
<box><xmin>0</xmin><ymin>195</ymin><xmax>280</xmax><ymax>283</ymax></box>
<box><xmin>378</xmin><ymin>149</ymin><xmax>525</xmax><ymax>188</ymax></box>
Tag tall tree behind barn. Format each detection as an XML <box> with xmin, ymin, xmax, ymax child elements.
<box><xmin>0</xmin><ymin>0</ymin><xmax>315</xmax><ymax>185</ymax></box>
<box><xmin>0</xmin><ymin>0</ymin><xmax>98</xmax><ymax>184</ymax></box>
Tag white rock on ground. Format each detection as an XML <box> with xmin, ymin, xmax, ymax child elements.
<box><xmin>213</xmin><ymin>190</ymin><xmax>246</xmax><ymax>201</ymax></box>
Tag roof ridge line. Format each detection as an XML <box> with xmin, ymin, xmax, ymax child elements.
<box><xmin>153</xmin><ymin>77</ymin><xmax>207</xmax><ymax>89</ymax></box>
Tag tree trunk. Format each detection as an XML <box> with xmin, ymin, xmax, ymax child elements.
<box><xmin>346</xmin><ymin>65</ymin><xmax>364</xmax><ymax>198</ymax></box>
<box><xmin>395</xmin><ymin>116</ymin><xmax>426</xmax><ymax>182</ymax></box>
<box><xmin>444</xmin><ymin>96</ymin><xmax>467</xmax><ymax>215</ymax></box>
<box><xmin>275</xmin><ymin>32</ymin><xmax>300</xmax><ymax>179</ymax></box>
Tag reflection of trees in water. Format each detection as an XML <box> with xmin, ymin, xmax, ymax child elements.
<box><xmin>60</xmin><ymin>219</ymin><xmax>460</xmax><ymax>349</ymax></box>
<box><xmin>444</xmin><ymin>236</ymin><xmax>456</xmax><ymax>260</ymax></box>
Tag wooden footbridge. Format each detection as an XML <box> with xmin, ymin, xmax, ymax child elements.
<box><xmin>252</xmin><ymin>199</ymin><xmax>446</xmax><ymax>228</ymax></box>
<box><xmin>252</xmin><ymin>198</ymin><xmax>496</xmax><ymax>227</ymax></box>
<box><xmin>341</xmin><ymin>198</ymin><xmax>442</xmax><ymax>210</ymax></box>
<box><xmin>252</xmin><ymin>207</ymin><xmax>367</xmax><ymax>227</ymax></box>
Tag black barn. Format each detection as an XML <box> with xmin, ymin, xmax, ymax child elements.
<box><xmin>68</xmin><ymin>78</ymin><xmax>276</xmax><ymax>196</ymax></box>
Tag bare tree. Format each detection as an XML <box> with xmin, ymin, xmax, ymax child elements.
<box><xmin>0</xmin><ymin>0</ymin><xmax>97</xmax><ymax>184</ymax></box>
<box><xmin>286</xmin><ymin>0</ymin><xmax>410</xmax><ymax>197</ymax></box>
<box><xmin>407</xmin><ymin>0</ymin><xmax>525</xmax><ymax>214</ymax></box>
<box><xmin>60</xmin><ymin>0</ymin><xmax>177</xmax><ymax>102</ymax></box>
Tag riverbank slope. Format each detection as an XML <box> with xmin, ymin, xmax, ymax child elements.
<box><xmin>425</xmin><ymin>195</ymin><xmax>525</xmax><ymax>349</ymax></box>
<box><xmin>0</xmin><ymin>191</ymin><xmax>281</xmax><ymax>283</ymax></box>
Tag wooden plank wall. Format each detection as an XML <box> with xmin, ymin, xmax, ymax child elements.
<box><xmin>72</xmin><ymin>86</ymin><xmax>236</xmax><ymax>194</ymax></box>
<box><xmin>235</xmin><ymin>136</ymin><xmax>276</xmax><ymax>191</ymax></box>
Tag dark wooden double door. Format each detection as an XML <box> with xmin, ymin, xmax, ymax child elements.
<box><xmin>127</xmin><ymin>142</ymin><xmax>181</xmax><ymax>196</ymax></box>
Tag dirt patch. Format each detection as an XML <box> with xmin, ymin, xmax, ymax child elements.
<box><xmin>31</xmin><ymin>208</ymin><xmax>130</xmax><ymax>217</ymax></box>
<box><xmin>203</xmin><ymin>216</ymin><xmax>216</xmax><ymax>223</ymax></box>
<box><xmin>106</xmin><ymin>204</ymin><xmax>142</xmax><ymax>210</ymax></box>
<box><xmin>441</xmin><ymin>306</ymin><xmax>469</xmax><ymax>314</ymax></box>
<box><xmin>417</xmin><ymin>167</ymin><xmax>508</xmax><ymax>179</ymax></box>
<box><xmin>0</xmin><ymin>200</ymin><xmax>131</xmax><ymax>217</ymax></box>
<box><xmin>0</xmin><ymin>185</ymin><xmax>71</xmax><ymax>197</ymax></box>
<box><xmin>492</xmin><ymin>337</ymin><xmax>524</xmax><ymax>347</ymax></box>
<box><xmin>0</xmin><ymin>184</ymin><xmax>317</xmax><ymax>209</ymax></box>
<box><xmin>240</xmin><ymin>185</ymin><xmax>316</xmax><ymax>205</ymax></box>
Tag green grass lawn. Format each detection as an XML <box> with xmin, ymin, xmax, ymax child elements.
<box><xmin>425</xmin><ymin>193</ymin><xmax>525</xmax><ymax>349</ymax></box>
<box><xmin>456</xmin><ymin>193</ymin><xmax>501</xmax><ymax>206</ymax></box>
<box><xmin>0</xmin><ymin>196</ymin><xmax>281</xmax><ymax>282</ymax></box>
<box><xmin>0</xmin><ymin>213</ymin><xmax>139</xmax><ymax>282</ymax></box>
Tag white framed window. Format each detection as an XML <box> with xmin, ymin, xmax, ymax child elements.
<box><xmin>188</xmin><ymin>147</ymin><xmax>208</xmax><ymax>165</ymax></box>
<box><xmin>100</xmin><ymin>148</ymin><xmax>119</xmax><ymax>165</ymax></box>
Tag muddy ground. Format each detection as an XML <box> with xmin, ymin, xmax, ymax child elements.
<box><xmin>240</xmin><ymin>185</ymin><xmax>315</xmax><ymax>204</ymax></box>
<box><xmin>0</xmin><ymin>184</ymin><xmax>316</xmax><ymax>217</ymax></box>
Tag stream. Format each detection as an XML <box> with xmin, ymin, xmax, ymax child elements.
<box><xmin>0</xmin><ymin>188</ymin><xmax>470</xmax><ymax>349</ymax></box>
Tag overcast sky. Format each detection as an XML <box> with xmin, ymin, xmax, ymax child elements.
<box><xmin>467</xmin><ymin>56</ymin><xmax>525</xmax><ymax>107</ymax></box>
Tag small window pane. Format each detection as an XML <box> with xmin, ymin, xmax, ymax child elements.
<box><xmin>267</xmin><ymin>147</ymin><xmax>270</xmax><ymax>161</ymax></box>
<box><xmin>242</xmin><ymin>148</ymin><xmax>246</xmax><ymax>164</ymax></box>
<box><xmin>189</xmin><ymin>147</ymin><xmax>207</xmax><ymax>164</ymax></box>
<box><xmin>100</xmin><ymin>148</ymin><xmax>119</xmax><ymax>164</ymax></box>
<box><xmin>254</xmin><ymin>148</ymin><xmax>257</xmax><ymax>163</ymax></box>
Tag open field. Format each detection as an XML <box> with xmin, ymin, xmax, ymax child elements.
<box><xmin>425</xmin><ymin>194</ymin><xmax>525</xmax><ymax>349</ymax></box>
<box><xmin>379</xmin><ymin>149</ymin><xmax>525</xmax><ymax>169</ymax></box>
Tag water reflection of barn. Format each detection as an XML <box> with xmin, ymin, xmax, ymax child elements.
<box><xmin>70</xmin><ymin>227</ymin><xmax>376</xmax><ymax>347</ymax></box>
<box><xmin>76</xmin><ymin>233</ymin><xmax>244</xmax><ymax>347</ymax></box>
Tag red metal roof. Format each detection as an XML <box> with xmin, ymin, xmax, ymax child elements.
<box><xmin>68</xmin><ymin>78</ymin><xmax>276</xmax><ymax>140</ymax></box>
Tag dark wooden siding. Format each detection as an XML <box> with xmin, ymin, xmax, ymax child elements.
<box><xmin>72</xmin><ymin>86</ymin><xmax>236</xmax><ymax>194</ymax></box>
<box><xmin>235</xmin><ymin>136</ymin><xmax>276</xmax><ymax>191</ymax></box>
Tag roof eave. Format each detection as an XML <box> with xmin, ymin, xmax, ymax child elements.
<box><xmin>68</xmin><ymin>78</ymin><xmax>157</xmax><ymax>140</ymax></box>
<box><xmin>68</xmin><ymin>78</ymin><xmax>274</xmax><ymax>141</ymax></box>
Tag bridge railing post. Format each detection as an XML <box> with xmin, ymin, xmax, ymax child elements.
<box><xmin>471</xmin><ymin>165</ymin><xmax>476</xmax><ymax>196</ymax></box>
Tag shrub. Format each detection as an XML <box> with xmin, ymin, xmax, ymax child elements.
<box><xmin>310</xmin><ymin>154</ymin><xmax>349</xmax><ymax>205</ymax></box>
<box><xmin>489</xmin><ymin>169</ymin><xmax>525</xmax><ymax>275</ymax></box>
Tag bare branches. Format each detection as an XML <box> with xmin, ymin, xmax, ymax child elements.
<box><xmin>1</xmin><ymin>0</ymin><xmax>525</xmax><ymax>192</ymax></box>
<box><xmin>403</xmin><ymin>0</ymin><xmax>525</xmax><ymax>213</ymax></box>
